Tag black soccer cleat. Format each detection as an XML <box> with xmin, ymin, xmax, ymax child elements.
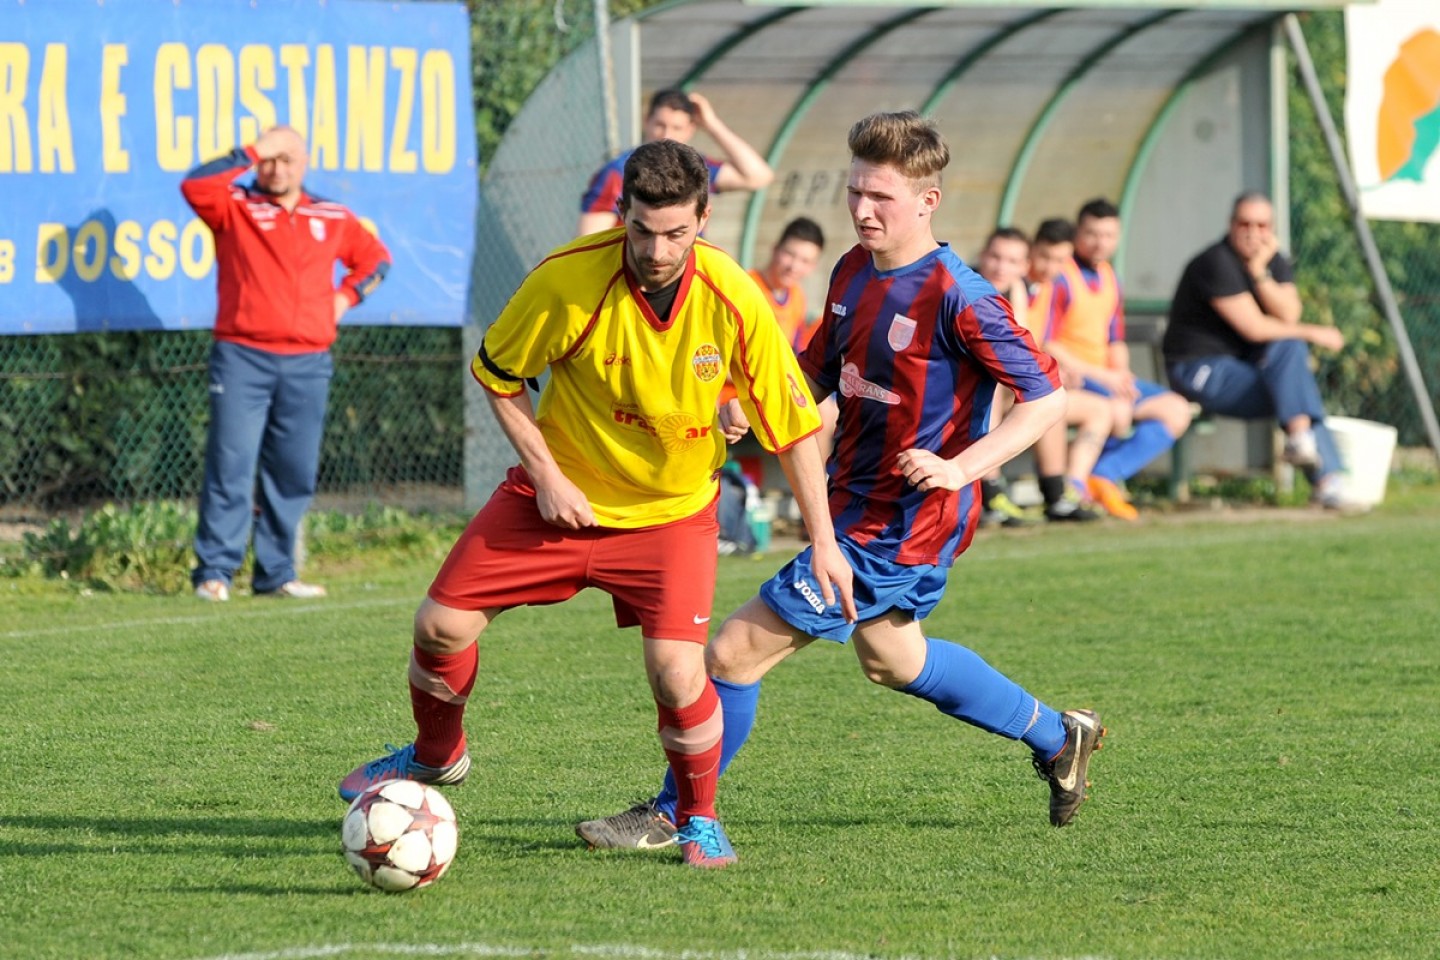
<box><xmin>1032</xmin><ymin>709</ymin><xmax>1106</xmax><ymax>826</ymax></box>
<box><xmin>575</xmin><ymin>798</ymin><xmax>678</xmax><ymax>850</ymax></box>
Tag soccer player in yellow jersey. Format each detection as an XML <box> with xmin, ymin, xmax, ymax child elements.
<box><xmin>339</xmin><ymin>139</ymin><xmax>854</xmax><ymax>869</ymax></box>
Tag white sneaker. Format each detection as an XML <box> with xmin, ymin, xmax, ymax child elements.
<box><xmin>1314</xmin><ymin>474</ymin><xmax>1370</xmax><ymax>515</ymax></box>
<box><xmin>1282</xmin><ymin>430</ymin><xmax>1319</xmax><ymax>467</ymax></box>
<box><xmin>269</xmin><ymin>580</ymin><xmax>328</xmax><ymax>599</ymax></box>
<box><xmin>195</xmin><ymin>580</ymin><xmax>230</xmax><ymax>602</ymax></box>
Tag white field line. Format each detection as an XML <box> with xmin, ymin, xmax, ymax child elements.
<box><xmin>0</xmin><ymin>595</ymin><xmax>412</xmax><ymax>640</ymax></box>
<box><xmin>183</xmin><ymin>943</ymin><xmax>1121</xmax><ymax>960</ymax></box>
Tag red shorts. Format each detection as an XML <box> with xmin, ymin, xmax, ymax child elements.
<box><xmin>428</xmin><ymin>481</ymin><xmax>720</xmax><ymax>643</ymax></box>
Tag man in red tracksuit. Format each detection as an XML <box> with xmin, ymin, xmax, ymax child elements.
<box><xmin>183</xmin><ymin>125</ymin><xmax>391</xmax><ymax>602</ymax></box>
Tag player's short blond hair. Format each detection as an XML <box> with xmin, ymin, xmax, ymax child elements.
<box><xmin>847</xmin><ymin>111</ymin><xmax>949</xmax><ymax>191</ymax></box>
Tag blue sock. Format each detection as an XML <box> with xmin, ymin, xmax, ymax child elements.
<box><xmin>655</xmin><ymin>676</ymin><xmax>761</xmax><ymax>822</ymax></box>
<box><xmin>899</xmin><ymin>637</ymin><xmax>1066</xmax><ymax>757</ymax></box>
<box><xmin>1094</xmin><ymin>419</ymin><xmax>1177</xmax><ymax>483</ymax></box>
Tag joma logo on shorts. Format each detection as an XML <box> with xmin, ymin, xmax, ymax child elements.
<box><xmin>793</xmin><ymin>579</ymin><xmax>826</xmax><ymax>614</ymax></box>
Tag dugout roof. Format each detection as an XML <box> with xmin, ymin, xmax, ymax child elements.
<box><xmin>478</xmin><ymin>0</ymin><xmax>1357</xmax><ymax>325</ymax></box>
<box><xmin>465</xmin><ymin>0</ymin><xmax>1361</xmax><ymax>504</ymax></box>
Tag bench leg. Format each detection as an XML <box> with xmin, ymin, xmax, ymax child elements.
<box><xmin>1169</xmin><ymin>432</ymin><xmax>1191</xmax><ymax>504</ymax></box>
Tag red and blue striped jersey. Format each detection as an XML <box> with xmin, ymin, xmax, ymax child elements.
<box><xmin>580</xmin><ymin>148</ymin><xmax>725</xmax><ymax>218</ymax></box>
<box><xmin>799</xmin><ymin>243</ymin><xmax>1059</xmax><ymax>567</ymax></box>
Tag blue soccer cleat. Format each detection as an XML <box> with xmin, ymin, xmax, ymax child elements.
<box><xmin>673</xmin><ymin>815</ymin><xmax>737</xmax><ymax>869</ymax></box>
<box><xmin>338</xmin><ymin>742</ymin><xmax>471</xmax><ymax>802</ymax></box>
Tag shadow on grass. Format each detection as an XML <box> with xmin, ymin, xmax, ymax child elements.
<box><xmin>179</xmin><ymin>882</ymin><xmax>367</xmax><ymax>897</ymax></box>
<box><xmin>0</xmin><ymin>813</ymin><xmax>336</xmax><ymax>857</ymax></box>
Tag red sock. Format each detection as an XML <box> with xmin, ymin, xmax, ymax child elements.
<box><xmin>409</xmin><ymin>644</ymin><xmax>477</xmax><ymax>768</ymax></box>
<box><xmin>655</xmin><ymin>680</ymin><xmax>723</xmax><ymax>825</ymax></box>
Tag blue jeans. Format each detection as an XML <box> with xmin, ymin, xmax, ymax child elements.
<box><xmin>193</xmin><ymin>340</ymin><xmax>333</xmax><ymax>592</ymax></box>
<box><xmin>1167</xmin><ymin>339</ymin><xmax>1340</xmax><ymax>477</ymax></box>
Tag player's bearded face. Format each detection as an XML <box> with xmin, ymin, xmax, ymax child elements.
<box><xmin>1075</xmin><ymin>217</ymin><xmax>1120</xmax><ymax>264</ymax></box>
<box><xmin>622</xmin><ymin>199</ymin><xmax>710</xmax><ymax>289</ymax></box>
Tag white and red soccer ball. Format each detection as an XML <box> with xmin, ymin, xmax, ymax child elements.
<box><xmin>341</xmin><ymin>779</ymin><xmax>458</xmax><ymax>892</ymax></box>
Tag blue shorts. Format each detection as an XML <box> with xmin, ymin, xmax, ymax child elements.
<box><xmin>759</xmin><ymin>536</ymin><xmax>949</xmax><ymax>642</ymax></box>
<box><xmin>1081</xmin><ymin>375</ymin><xmax>1169</xmax><ymax>405</ymax></box>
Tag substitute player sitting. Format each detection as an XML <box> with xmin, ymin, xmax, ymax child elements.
<box><xmin>577</xmin><ymin>113</ymin><xmax>1106</xmax><ymax>852</ymax></box>
<box><xmin>339</xmin><ymin>139</ymin><xmax>854</xmax><ymax>869</ymax></box>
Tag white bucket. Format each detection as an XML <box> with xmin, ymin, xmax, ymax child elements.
<box><xmin>1325</xmin><ymin>416</ymin><xmax>1398</xmax><ymax>506</ymax></box>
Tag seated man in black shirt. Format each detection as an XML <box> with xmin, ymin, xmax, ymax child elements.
<box><xmin>1162</xmin><ymin>192</ymin><xmax>1353</xmax><ymax>508</ymax></box>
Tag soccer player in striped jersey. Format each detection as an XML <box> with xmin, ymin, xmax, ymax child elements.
<box><xmin>339</xmin><ymin>139</ymin><xmax>854</xmax><ymax>869</ymax></box>
<box><xmin>577</xmin><ymin>113</ymin><xmax>1106</xmax><ymax>851</ymax></box>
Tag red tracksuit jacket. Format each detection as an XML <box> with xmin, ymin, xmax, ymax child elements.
<box><xmin>181</xmin><ymin>145</ymin><xmax>391</xmax><ymax>353</ymax></box>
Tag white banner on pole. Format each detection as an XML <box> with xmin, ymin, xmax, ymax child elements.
<box><xmin>1344</xmin><ymin>0</ymin><xmax>1440</xmax><ymax>222</ymax></box>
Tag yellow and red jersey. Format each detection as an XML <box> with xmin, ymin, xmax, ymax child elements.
<box><xmin>1043</xmin><ymin>258</ymin><xmax>1124</xmax><ymax>368</ymax></box>
<box><xmin>474</xmin><ymin>229</ymin><xmax>820</xmax><ymax>528</ymax></box>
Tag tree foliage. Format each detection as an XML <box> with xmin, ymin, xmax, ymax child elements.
<box><xmin>470</xmin><ymin>0</ymin><xmax>658</xmax><ymax>173</ymax></box>
<box><xmin>1289</xmin><ymin>12</ymin><xmax>1440</xmax><ymax>444</ymax></box>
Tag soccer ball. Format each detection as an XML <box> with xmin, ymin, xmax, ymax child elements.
<box><xmin>341</xmin><ymin>779</ymin><xmax>458</xmax><ymax>892</ymax></box>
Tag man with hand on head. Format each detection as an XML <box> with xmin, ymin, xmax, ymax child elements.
<box><xmin>183</xmin><ymin>125</ymin><xmax>390</xmax><ymax>602</ymax></box>
<box><xmin>578</xmin><ymin>88</ymin><xmax>773</xmax><ymax>237</ymax></box>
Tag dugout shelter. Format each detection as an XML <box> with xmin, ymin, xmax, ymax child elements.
<box><xmin>467</xmin><ymin>0</ymin><xmax>1361</xmax><ymax>507</ymax></box>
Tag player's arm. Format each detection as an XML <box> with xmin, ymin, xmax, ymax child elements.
<box><xmin>179</xmin><ymin>145</ymin><xmax>258</xmax><ymax>228</ymax></box>
<box><xmin>577</xmin><ymin>164</ymin><xmax>623</xmax><ymax>237</ymax></box>
<box><xmin>689</xmin><ymin>92</ymin><xmax>773</xmax><ymax>193</ymax></box>
<box><xmin>1244</xmin><ymin>237</ymin><xmax>1302</xmax><ymax>325</ymax></box>
<box><xmin>1102</xmin><ymin>305</ymin><xmax>1141</xmax><ymax>399</ymax></box>
<box><xmin>899</xmin><ymin>389</ymin><xmax>1066</xmax><ymax>494</ymax></box>
<box><xmin>334</xmin><ymin>217</ymin><xmax>393</xmax><ymax>321</ymax></box>
<box><xmin>1041</xmin><ymin>337</ymin><xmax>1134</xmax><ymax>397</ymax></box>
<box><xmin>473</xmin><ymin>264</ymin><xmax>593</xmax><ymax>527</ymax></box>
<box><xmin>900</xmin><ymin>295</ymin><xmax>1067</xmax><ymax>491</ymax></box>
<box><xmin>484</xmin><ymin>388</ymin><xmax>594</xmax><ymax>529</ymax></box>
<box><xmin>1211</xmin><ymin>287</ymin><xmax>1341</xmax><ymax>351</ymax></box>
<box><xmin>1106</xmin><ymin>340</ymin><xmax>1132</xmax><ymax>376</ymax></box>
<box><xmin>1209</xmin><ymin>266</ymin><xmax>1342</xmax><ymax>352</ymax></box>
<box><xmin>577</xmin><ymin>211</ymin><xmax>620</xmax><ymax>237</ymax></box>
<box><xmin>776</xmin><ymin>438</ymin><xmax>855</xmax><ymax>622</ymax></box>
<box><xmin>774</xmin><ymin>379</ymin><xmax>855</xmax><ymax>622</ymax></box>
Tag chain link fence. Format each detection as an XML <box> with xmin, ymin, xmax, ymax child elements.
<box><xmin>0</xmin><ymin>326</ymin><xmax>467</xmax><ymax>517</ymax></box>
<box><xmin>2</xmin><ymin>5</ymin><xmax>1436</xmax><ymax>526</ymax></box>
<box><xmin>1</xmin><ymin>0</ymin><xmax>619</xmax><ymax>521</ymax></box>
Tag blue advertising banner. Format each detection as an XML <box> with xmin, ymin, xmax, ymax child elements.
<box><xmin>0</xmin><ymin>0</ymin><xmax>476</xmax><ymax>334</ymax></box>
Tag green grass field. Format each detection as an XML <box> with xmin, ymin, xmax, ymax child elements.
<box><xmin>3</xmin><ymin>491</ymin><xmax>1439</xmax><ymax>960</ymax></box>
